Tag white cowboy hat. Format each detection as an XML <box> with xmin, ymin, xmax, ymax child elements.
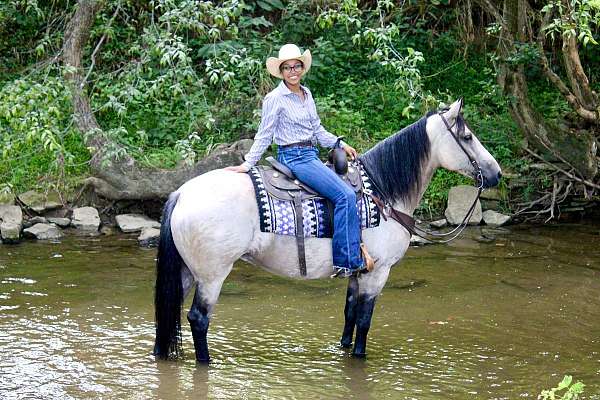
<box><xmin>266</xmin><ymin>44</ymin><xmax>312</xmax><ymax>79</ymax></box>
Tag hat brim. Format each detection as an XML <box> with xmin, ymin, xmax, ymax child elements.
<box><xmin>266</xmin><ymin>49</ymin><xmax>312</xmax><ymax>79</ymax></box>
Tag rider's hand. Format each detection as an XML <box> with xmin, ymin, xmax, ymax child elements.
<box><xmin>224</xmin><ymin>164</ymin><xmax>250</xmax><ymax>173</ymax></box>
<box><xmin>343</xmin><ymin>144</ymin><xmax>358</xmax><ymax>160</ymax></box>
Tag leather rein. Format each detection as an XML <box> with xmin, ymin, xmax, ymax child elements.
<box><xmin>363</xmin><ymin>111</ymin><xmax>484</xmax><ymax>244</ymax></box>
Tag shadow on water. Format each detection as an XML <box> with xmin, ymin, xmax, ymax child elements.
<box><xmin>0</xmin><ymin>223</ymin><xmax>599</xmax><ymax>399</ymax></box>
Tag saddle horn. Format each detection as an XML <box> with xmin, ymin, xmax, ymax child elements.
<box><xmin>328</xmin><ymin>137</ymin><xmax>349</xmax><ymax>175</ymax></box>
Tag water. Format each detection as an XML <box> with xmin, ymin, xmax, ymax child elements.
<box><xmin>0</xmin><ymin>224</ymin><xmax>599</xmax><ymax>399</ymax></box>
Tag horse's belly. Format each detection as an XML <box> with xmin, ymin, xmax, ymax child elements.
<box><xmin>244</xmin><ymin>233</ymin><xmax>334</xmax><ymax>279</ymax></box>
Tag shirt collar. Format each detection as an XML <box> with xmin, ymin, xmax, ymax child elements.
<box><xmin>277</xmin><ymin>80</ymin><xmax>307</xmax><ymax>97</ymax></box>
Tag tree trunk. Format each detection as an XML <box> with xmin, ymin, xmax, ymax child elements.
<box><xmin>474</xmin><ymin>0</ymin><xmax>598</xmax><ymax>180</ymax></box>
<box><xmin>61</xmin><ymin>0</ymin><xmax>248</xmax><ymax>200</ymax></box>
<box><xmin>562</xmin><ymin>35</ymin><xmax>599</xmax><ymax>112</ymax></box>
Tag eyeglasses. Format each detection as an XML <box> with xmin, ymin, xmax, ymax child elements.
<box><xmin>281</xmin><ymin>63</ymin><xmax>304</xmax><ymax>73</ymax></box>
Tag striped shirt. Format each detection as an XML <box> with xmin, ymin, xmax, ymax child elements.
<box><xmin>241</xmin><ymin>81</ymin><xmax>342</xmax><ymax>170</ymax></box>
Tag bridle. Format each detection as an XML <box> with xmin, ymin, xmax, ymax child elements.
<box><xmin>363</xmin><ymin>109</ymin><xmax>484</xmax><ymax>244</ymax></box>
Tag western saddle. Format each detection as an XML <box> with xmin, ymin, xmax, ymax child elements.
<box><xmin>255</xmin><ymin>148</ymin><xmax>364</xmax><ymax>276</ymax></box>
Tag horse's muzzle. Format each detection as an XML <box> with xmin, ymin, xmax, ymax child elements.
<box><xmin>482</xmin><ymin>170</ymin><xmax>502</xmax><ymax>188</ymax></box>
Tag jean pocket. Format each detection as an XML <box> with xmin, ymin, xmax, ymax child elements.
<box><xmin>278</xmin><ymin>148</ymin><xmax>300</xmax><ymax>165</ymax></box>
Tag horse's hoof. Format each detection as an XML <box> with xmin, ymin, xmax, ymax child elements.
<box><xmin>352</xmin><ymin>351</ymin><xmax>367</xmax><ymax>358</ymax></box>
<box><xmin>196</xmin><ymin>356</ymin><xmax>210</xmax><ymax>364</ymax></box>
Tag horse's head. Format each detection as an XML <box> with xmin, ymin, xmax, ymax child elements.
<box><xmin>427</xmin><ymin>99</ymin><xmax>502</xmax><ymax>188</ymax></box>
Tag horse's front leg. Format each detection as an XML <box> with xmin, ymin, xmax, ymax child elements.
<box><xmin>340</xmin><ymin>276</ymin><xmax>359</xmax><ymax>348</ymax></box>
<box><xmin>352</xmin><ymin>267</ymin><xmax>391</xmax><ymax>358</ymax></box>
<box><xmin>352</xmin><ymin>293</ymin><xmax>377</xmax><ymax>357</ymax></box>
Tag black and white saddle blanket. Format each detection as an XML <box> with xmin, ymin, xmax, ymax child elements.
<box><xmin>248</xmin><ymin>164</ymin><xmax>380</xmax><ymax>238</ymax></box>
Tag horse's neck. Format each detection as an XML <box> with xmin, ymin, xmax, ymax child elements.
<box><xmin>390</xmin><ymin>160</ymin><xmax>437</xmax><ymax>215</ymax></box>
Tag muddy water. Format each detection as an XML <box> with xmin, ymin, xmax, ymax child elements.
<box><xmin>0</xmin><ymin>224</ymin><xmax>599</xmax><ymax>399</ymax></box>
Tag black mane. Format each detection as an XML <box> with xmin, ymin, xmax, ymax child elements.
<box><xmin>359</xmin><ymin>113</ymin><xmax>433</xmax><ymax>203</ymax></box>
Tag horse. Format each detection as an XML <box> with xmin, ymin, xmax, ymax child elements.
<box><xmin>153</xmin><ymin>98</ymin><xmax>502</xmax><ymax>363</ymax></box>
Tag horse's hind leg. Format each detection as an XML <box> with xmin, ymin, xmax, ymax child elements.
<box><xmin>188</xmin><ymin>284</ymin><xmax>211</xmax><ymax>363</ymax></box>
<box><xmin>340</xmin><ymin>276</ymin><xmax>359</xmax><ymax>348</ymax></box>
<box><xmin>186</xmin><ymin>268</ymin><xmax>231</xmax><ymax>363</ymax></box>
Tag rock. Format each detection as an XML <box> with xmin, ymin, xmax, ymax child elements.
<box><xmin>115</xmin><ymin>213</ymin><xmax>160</xmax><ymax>233</ymax></box>
<box><xmin>444</xmin><ymin>185</ymin><xmax>482</xmax><ymax>225</ymax></box>
<box><xmin>480</xmin><ymin>188</ymin><xmax>503</xmax><ymax>201</ymax></box>
<box><xmin>17</xmin><ymin>190</ymin><xmax>62</xmax><ymax>213</ymax></box>
<box><xmin>0</xmin><ymin>191</ymin><xmax>14</xmax><ymax>205</ymax></box>
<box><xmin>410</xmin><ymin>235</ymin><xmax>432</xmax><ymax>246</ymax></box>
<box><xmin>0</xmin><ymin>205</ymin><xmax>23</xmax><ymax>243</ymax></box>
<box><xmin>430</xmin><ymin>219</ymin><xmax>447</xmax><ymax>228</ymax></box>
<box><xmin>481</xmin><ymin>199</ymin><xmax>500</xmax><ymax>211</ymax></box>
<box><xmin>195</xmin><ymin>139</ymin><xmax>254</xmax><ymax>172</ymax></box>
<box><xmin>482</xmin><ymin>210</ymin><xmax>511</xmax><ymax>227</ymax></box>
<box><xmin>23</xmin><ymin>223</ymin><xmax>63</xmax><ymax>240</ymax></box>
<box><xmin>47</xmin><ymin>217</ymin><xmax>71</xmax><ymax>228</ymax></box>
<box><xmin>71</xmin><ymin>207</ymin><xmax>100</xmax><ymax>232</ymax></box>
<box><xmin>100</xmin><ymin>226</ymin><xmax>115</xmax><ymax>236</ymax></box>
<box><xmin>1</xmin><ymin>223</ymin><xmax>21</xmax><ymax>243</ymax></box>
<box><xmin>44</xmin><ymin>208</ymin><xmax>70</xmax><ymax>218</ymax></box>
<box><xmin>23</xmin><ymin>216</ymin><xmax>48</xmax><ymax>228</ymax></box>
<box><xmin>138</xmin><ymin>227</ymin><xmax>160</xmax><ymax>247</ymax></box>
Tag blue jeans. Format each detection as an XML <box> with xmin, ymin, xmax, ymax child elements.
<box><xmin>278</xmin><ymin>146</ymin><xmax>363</xmax><ymax>269</ymax></box>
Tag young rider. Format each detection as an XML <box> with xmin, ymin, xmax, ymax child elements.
<box><xmin>226</xmin><ymin>44</ymin><xmax>372</xmax><ymax>277</ymax></box>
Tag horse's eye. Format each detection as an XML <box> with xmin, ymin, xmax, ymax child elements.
<box><xmin>463</xmin><ymin>133</ymin><xmax>472</xmax><ymax>141</ymax></box>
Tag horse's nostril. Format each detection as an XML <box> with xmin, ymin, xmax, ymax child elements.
<box><xmin>497</xmin><ymin>171</ymin><xmax>502</xmax><ymax>180</ymax></box>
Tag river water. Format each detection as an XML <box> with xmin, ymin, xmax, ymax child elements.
<box><xmin>0</xmin><ymin>224</ymin><xmax>599</xmax><ymax>399</ymax></box>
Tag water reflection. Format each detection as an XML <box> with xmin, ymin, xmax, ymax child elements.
<box><xmin>340</xmin><ymin>357</ymin><xmax>373</xmax><ymax>400</ymax></box>
<box><xmin>0</xmin><ymin>225</ymin><xmax>598</xmax><ymax>399</ymax></box>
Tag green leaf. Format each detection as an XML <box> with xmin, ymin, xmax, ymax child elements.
<box><xmin>557</xmin><ymin>375</ymin><xmax>572</xmax><ymax>390</ymax></box>
<box><xmin>264</xmin><ymin>0</ymin><xmax>285</xmax><ymax>9</ymax></box>
<box><xmin>239</xmin><ymin>16</ymin><xmax>272</xmax><ymax>28</ymax></box>
<box><xmin>256</xmin><ymin>1</ymin><xmax>273</xmax><ymax>11</ymax></box>
<box><xmin>570</xmin><ymin>381</ymin><xmax>585</xmax><ymax>393</ymax></box>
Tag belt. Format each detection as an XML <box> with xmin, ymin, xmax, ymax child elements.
<box><xmin>279</xmin><ymin>141</ymin><xmax>314</xmax><ymax>150</ymax></box>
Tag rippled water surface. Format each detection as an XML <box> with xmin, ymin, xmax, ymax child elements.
<box><xmin>1</xmin><ymin>224</ymin><xmax>599</xmax><ymax>399</ymax></box>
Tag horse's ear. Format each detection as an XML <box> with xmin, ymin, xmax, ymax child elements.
<box><xmin>443</xmin><ymin>98</ymin><xmax>463</xmax><ymax>124</ymax></box>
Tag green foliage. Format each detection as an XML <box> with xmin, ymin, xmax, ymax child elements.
<box><xmin>0</xmin><ymin>0</ymin><xmax>571</xmax><ymax>213</ymax></box>
<box><xmin>417</xmin><ymin>170</ymin><xmax>471</xmax><ymax>217</ymax></box>
<box><xmin>0</xmin><ymin>75</ymin><xmax>89</xmax><ymax>191</ymax></box>
<box><xmin>0</xmin><ymin>1</ymin><xmax>71</xmax><ymax>76</ymax></box>
<box><xmin>315</xmin><ymin>0</ymin><xmax>427</xmax><ymax>100</ymax></box>
<box><xmin>542</xmin><ymin>0</ymin><xmax>600</xmax><ymax>45</ymax></box>
<box><xmin>539</xmin><ymin>375</ymin><xmax>585</xmax><ymax>400</ymax></box>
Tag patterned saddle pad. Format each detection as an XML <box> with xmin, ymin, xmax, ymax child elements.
<box><xmin>248</xmin><ymin>165</ymin><xmax>380</xmax><ymax>238</ymax></box>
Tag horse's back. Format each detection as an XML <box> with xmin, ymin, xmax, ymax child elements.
<box><xmin>176</xmin><ymin>169</ymin><xmax>253</xmax><ymax>207</ymax></box>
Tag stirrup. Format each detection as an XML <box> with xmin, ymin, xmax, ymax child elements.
<box><xmin>330</xmin><ymin>266</ymin><xmax>366</xmax><ymax>279</ymax></box>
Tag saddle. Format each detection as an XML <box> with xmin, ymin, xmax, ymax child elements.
<box><xmin>260</xmin><ymin>156</ymin><xmax>363</xmax><ymax>201</ymax></box>
<box><xmin>255</xmin><ymin>149</ymin><xmax>363</xmax><ymax>276</ymax></box>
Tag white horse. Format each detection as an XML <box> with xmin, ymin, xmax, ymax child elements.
<box><xmin>153</xmin><ymin>99</ymin><xmax>502</xmax><ymax>363</ymax></box>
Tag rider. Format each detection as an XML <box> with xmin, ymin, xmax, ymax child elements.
<box><xmin>226</xmin><ymin>44</ymin><xmax>373</xmax><ymax>277</ymax></box>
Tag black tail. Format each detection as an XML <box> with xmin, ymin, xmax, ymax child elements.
<box><xmin>153</xmin><ymin>192</ymin><xmax>183</xmax><ymax>359</ymax></box>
